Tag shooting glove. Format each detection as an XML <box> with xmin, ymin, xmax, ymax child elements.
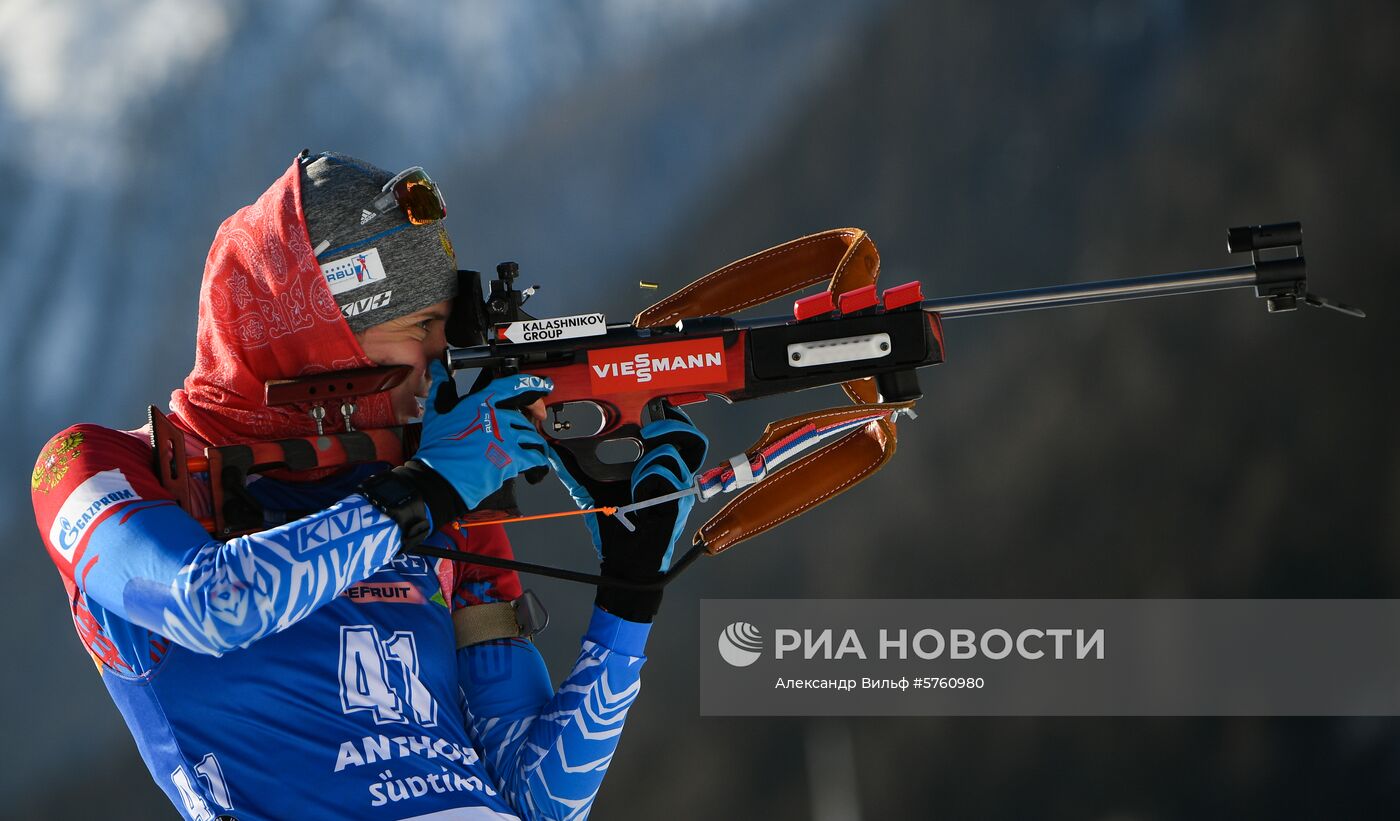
<box><xmin>548</xmin><ymin>406</ymin><xmax>708</xmax><ymax>622</ymax></box>
<box><xmin>362</xmin><ymin>362</ymin><xmax>551</xmax><ymax>547</ymax></box>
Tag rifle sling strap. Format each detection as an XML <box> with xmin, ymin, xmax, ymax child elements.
<box><xmin>453</xmin><ymin>602</ymin><xmax>523</xmax><ymax>647</ymax></box>
<box><xmin>634</xmin><ymin>228</ymin><xmax>912</xmax><ymax>555</ymax></box>
<box><xmin>453</xmin><ymin>591</ymin><xmax>549</xmax><ymax>647</ymax></box>
<box><xmin>695</xmin><ymin>403</ymin><xmax>907</xmax><ymax>555</ymax></box>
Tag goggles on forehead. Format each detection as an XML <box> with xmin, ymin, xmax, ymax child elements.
<box><xmin>360</xmin><ymin>166</ymin><xmax>447</xmax><ymax>227</ymax></box>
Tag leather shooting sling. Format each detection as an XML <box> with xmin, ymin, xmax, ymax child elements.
<box><xmin>634</xmin><ymin>228</ymin><xmax>915</xmax><ymax>555</ymax></box>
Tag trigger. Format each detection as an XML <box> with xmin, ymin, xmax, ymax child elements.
<box><xmin>550</xmin><ymin>406</ymin><xmax>572</xmax><ymax>434</ymax></box>
<box><xmin>548</xmin><ymin>401</ymin><xmax>609</xmax><ymax>439</ymax></box>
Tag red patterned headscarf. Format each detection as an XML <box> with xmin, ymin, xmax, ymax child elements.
<box><xmin>169</xmin><ymin>157</ymin><xmax>394</xmax><ymax>445</ymax></box>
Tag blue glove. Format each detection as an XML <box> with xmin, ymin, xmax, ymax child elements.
<box><xmin>412</xmin><ymin>361</ymin><xmax>553</xmax><ymax>510</ymax></box>
<box><xmin>548</xmin><ymin>405</ymin><xmax>708</xmax><ymax>621</ymax></box>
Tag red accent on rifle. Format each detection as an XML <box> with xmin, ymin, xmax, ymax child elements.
<box><xmin>838</xmin><ymin>284</ymin><xmax>878</xmax><ymax>314</ymax></box>
<box><xmin>667</xmin><ymin>392</ymin><xmax>710</xmax><ymax>406</ymax></box>
<box><xmin>882</xmin><ymin>281</ymin><xmax>924</xmax><ymax>310</ymax></box>
<box><xmin>793</xmin><ymin>291</ymin><xmax>836</xmax><ymax>321</ymax></box>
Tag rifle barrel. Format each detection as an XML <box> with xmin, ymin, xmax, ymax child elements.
<box><xmin>923</xmin><ymin>264</ymin><xmax>1258</xmax><ymax>319</ymax></box>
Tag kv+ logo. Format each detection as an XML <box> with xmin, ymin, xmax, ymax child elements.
<box><xmin>718</xmin><ymin>621</ymin><xmax>764</xmax><ymax>667</ymax></box>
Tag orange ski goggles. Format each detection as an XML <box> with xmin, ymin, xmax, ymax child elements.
<box><xmin>361</xmin><ymin>166</ymin><xmax>446</xmax><ymax>227</ymax></box>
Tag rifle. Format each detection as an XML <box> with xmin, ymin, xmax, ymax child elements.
<box><xmin>154</xmin><ymin>223</ymin><xmax>1361</xmax><ymax>590</ymax></box>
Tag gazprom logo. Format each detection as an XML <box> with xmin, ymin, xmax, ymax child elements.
<box><xmin>718</xmin><ymin>622</ymin><xmax>764</xmax><ymax>668</ymax></box>
<box><xmin>48</xmin><ymin>469</ymin><xmax>137</xmax><ymax>561</ymax></box>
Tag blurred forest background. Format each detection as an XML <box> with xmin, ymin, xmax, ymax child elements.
<box><xmin>2</xmin><ymin>1</ymin><xmax>1396</xmax><ymax>818</ymax></box>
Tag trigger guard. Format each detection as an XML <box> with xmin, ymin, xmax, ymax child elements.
<box><xmin>553</xmin><ymin>425</ymin><xmax>643</xmax><ymax>483</ymax></box>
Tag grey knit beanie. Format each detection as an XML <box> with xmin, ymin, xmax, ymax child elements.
<box><xmin>300</xmin><ymin>151</ymin><xmax>458</xmax><ymax>333</ymax></box>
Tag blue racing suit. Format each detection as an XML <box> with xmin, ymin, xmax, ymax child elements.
<box><xmin>31</xmin><ymin>423</ymin><xmax>649</xmax><ymax>820</ymax></box>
